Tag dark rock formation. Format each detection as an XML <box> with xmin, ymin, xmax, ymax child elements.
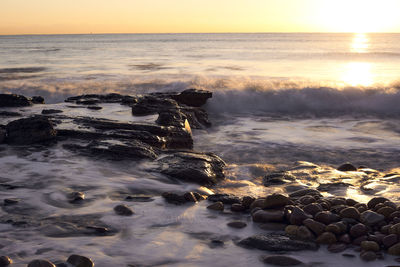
<box><xmin>6</xmin><ymin>116</ymin><xmax>57</xmax><ymax>145</ymax></box>
<box><xmin>158</xmin><ymin>152</ymin><xmax>225</xmax><ymax>185</ymax></box>
<box><xmin>238</xmin><ymin>233</ymin><xmax>318</xmax><ymax>251</ymax></box>
<box><xmin>0</xmin><ymin>94</ymin><xmax>31</xmax><ymax>107</ymax></box>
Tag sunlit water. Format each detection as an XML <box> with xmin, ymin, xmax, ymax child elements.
<box><xmin>1</xmin><ymin>33</ymin><xmax>400</xmax><ymax>266</ymax></box>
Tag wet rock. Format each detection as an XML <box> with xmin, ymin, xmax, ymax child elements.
<box><xmin>353</xmin><ymin>235</ymin><xmax>368</xmax><ymax>246</ymax></box>
<box><xmin>325</xmin><ymin>223</ymin><xmax>344</xmax><ymax>235</ymax></box>
<box><xmin>4</xmin><ymin>198</ymin><xmax>20</xmax><ymax>205</ymax></box>
<box><xmin>27</xmin><ymin>259</ymin><xmax>56</xmax><ymax>267</ymax></box>
<box><xmin>337</xmin><ymin>163</ymin><xmax>357</xmax><ymax>172</ymax></box>
<box><xmin>0</xmin><ymin>94</ymin><xmax>31</xmax><ymax>107</ymax></box>
<box><xmin>156</xmin><ymin>110</ymin><xmax>187</xmax><ymax>127</ymax></box>
<box><xmin>389</xmin><ymin>223</ymin><xmax>400</xmax><ymax>235</ymax></box>
<box><xmin>0</xmin><ymin>256</ymin><xmax>12</xmax><ymax>266</ymax></box>
<box><xmin>87</xmin><ymin>106</ymin><xmax>102</xmax><ymax>110</ymax></box>
<box><xmin>227</xmin><ymin>221</ymin><xmax>247</xmax><ymax>229</ymax></box>
<box><xmin>303</xmin><ymin>218</ymin><xmax>326</xmax><ymax>236</ymax></box>
<box><xmin>159</xmin><ymin>152</ymin><xmax>225</xmax><ymax>186</ymax></box>
<box><xmin>314</xmin><ymin>211</ymin><xmax>334</xmax><ymax>225</ymax></box>
<box><xmin>383</xmin><ymin>234</ymin><xmax>398</xmax><ymax>248</ymax></box>
<box><xmin>253</xmin><ymin>210</ymin><xmax>285</xmax><ymax>223</ymax></box>
<box><xmin>113</xmin><ymin>204</ymin><xmax>134</xmax><ymax>216</ymax></box>
<box><xmin>289</xmin><ymin>207</ymin><xmax>311</xmax><ymax>225</ymax></box>
<box><xmin>328</xmin><ymin>243</ymin><xmax>347</xmax><ymax>253</ymax></box>
<box><xmin>207</xmin><ymin>202</ymin><xmax>224</xmax><ymax>211</ymax></box>
<box><xmin>316</xmin><ymin>232</ymin><xmax>337</xmax><ymax>244</ymax></box>
<box><xmin>41</xmin><ymin>109</ymin><xmax>63</xmax><ymax>115</ymax></box>
<box><xmin>338</xmin><ymin>234</ymin><xmax>352</xmax><ymax>244</ymax></box>
<box><xmin>289</xmin><ymin>189</ymin><xmax>321</xmax><ymax>198</ymax></box>
<box><xmin>367</xmin><ymin>197</ymin><xmax>389</xmax><ymax>209</ymax></box>
<box><xmin>162</xmin><ymin>192</ymin><xmax>186</xmax><ymax>205</ymax></box>
<box><xmin>260</xmin><ymin>255</ymin><xmax>303</xmax><ymax>266</ymax></box>
<box><xmin>238</xmin><ymin>233</ymin><xmax>318</xmax><ymax>251</ymax></box>
<box><xmin>183</xmin><ymin>192</ymin><xmax>198</xmax><ymax>203</ymax></box>
<box><xmin>66</xmin><ymin>255</ymin><xmax>94</xmax><ymax>267</ymax></box>
<box><xmin>241</xmin><ymin>196</ymin><xmax>255</xmax><ymax>209</ymax></box>
<box><xmin>86</xmin><ymin>226</ymin><xmax>109</xmax><ymax>234</ymax></box>
<box><xmin>285</xmin><ymin>225</ymin><xmax>299</xmax><ymax>237</ymax></box>
<box><xmin>350</xmin><ymin>223</ymin><xmax>368</xmax><ymax>238</ymax></box>
<box><xmin>170</xmin><ymin>89</ymin><xmax>212</xmax><ymax>107</ymax></box>
<box><xmin>207</xmin><ymin>194</ymin><xmax>240</xmax><ymax>204</ymax></box>
<box><xmin>361</xmin><ymin>241</ymin><xmax>380</xmax><ymax>252</ymax></box>
<box><xmin>377</xmin><ymin>206</ymin><xmax>396</xmax><ymax>218</ymax></box>
<box><xmin>303</xmin><ymin>203</ymin><xmax>323</xmax><ymax>216</ymax></box>
<box><xmin>264</xmin><ymin>194</ymin><xmax>289</xmax><ymax>209</ymax></box>
<box><xmin>64</xmin><ymin>140</ymin><xmax>158</xmax><ymax>160</ymax></box>
<box><xmin>231</xmin><ymin>203</ymin><xmax>245</xmax><ymax>212</ymax></box>
<box><xmin>299</xmin><ymin>195</ymin><xmax>315</xmax><ymax>205</ymax></box>
<box><xmin>6</xmin><ymin>116</ymin><xmax>57</xmax><ymax>145</ymax></box>
<box><xmin>31</xmin><ymin>96</ymin><xmax>45</xmax><ymax>104</ymax></box>
<box><xmin>388</xmin><ymin>243</ymin><xmax>400</xmax><ymax>255</ymax></box>
<box><xmin>360</xmin><ymin>211</ymin><xmax>385</xmax><ymax>226</ymax></box>
<box><xmin>297</xmin><ymin>225</ymin><xmax>314</xmax><ymax>240</ymax></box>
<box><xmin>259</xmin><ymin>223</ymin><xmax>287</xmax><ymax>231</ymax></box>
<box><xmin>340</xmin><ymin>207</ymin><xmax>360</xmax><ymax>220</ymax></box>
<box><xmin>68</xmin><ymin>192</ymin><xmax>85</xmax><ymax>203</ymax></box>
<box><xmin>360</xmin><ymin>251</ymin><xmax>377</xmax><ymax>261</ymax></box>
<box><xmin>263</xmin><ymin>172</ymin><xmax>295</xmax><ymax>185</ymax></box>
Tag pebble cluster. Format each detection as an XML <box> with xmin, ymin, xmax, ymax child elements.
<box><xmin>206</xmin><ymin>189</ymin><xmax>400</xmax><ymax>263</ymax></box>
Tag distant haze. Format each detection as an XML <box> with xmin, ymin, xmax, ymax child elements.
<box><xmin>1</xmin><ymin>0</ymin><xmax>400</xmax><ymax>35</ymax></box>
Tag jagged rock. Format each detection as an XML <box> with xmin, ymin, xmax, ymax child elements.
<box><xmin>170</xmin><ymin>89</ymin><xmax>212</xmax><ymax>107</ymax></box>
<box><xmin>6</xmin><ymin>116</ymin><xmax>57</xmax><ymax>145</ymax></box>
<box><xmin>162</xmin><ymin>192</ymin><xmax>187</xmax><ymax>205</ymax></box>
<box><xmin>31</xmin><ymin>96</ymin><xmax>45</xmax><ymax>104</ymax></box>
<box><xmin>337</xmin><ymin>163</ymin><xmax>357</xmax><ymax>172</ymax></box>
<box><xmin>63</xmin><ymin>140</ymin><xmax>158</xmax><ymax>160</ymax></box>
<box><xmin>0</xmin><ymin>256</ymin><xmax>12</xmax><ymax>266</ymax></box>
<box><xmin>0</xmin><ymin>93</ymin><xmax>31</xmax><ymax>107</ymax></box>
<box><xmin>238</xmin><ymin>233</ymin><xmax>318</xmax><ymax>251</ymax></box>
<box><xmin>158</xmin><ymin>152</ymin><xmax>225</xmax><ymax>185</ymax></box>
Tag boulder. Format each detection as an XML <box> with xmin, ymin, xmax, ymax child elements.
<box><xmin>170</xmin><ymin>89</ymin><xmax>212</xmax><ymax>107</ymax></box>
<box><xmin>158</xmin><ymin>152</ymin><xmax>225</xmax><ymax>185</ymax></box>
<box><xmin>0</xmin><ymin>93</ymin><xmax>31</xmax><ymax>107</ymax></box>
<box><xmin>66</xmin><ymin>254</ymin><xmax>94</xmax><ymax>267</ymax></box>
<box><xmin>6</xmin><ymin>116</ymin><xmax>57</xmax><ymax>145</ymax></box>
<box><xmin>27</xmin><ymin>259</ymin><xmax>55</xmax><ymax>267</ymax></box>
<box><xmin>337</xmin><ymin>163</ymin><xmax>357</xmax><ymax>172</ymax></box>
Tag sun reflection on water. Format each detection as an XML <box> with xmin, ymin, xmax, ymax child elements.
<box><xmin>342</xmin><ymin>33</ymin><xmax>373</xmax><ymax>86</ymax></box>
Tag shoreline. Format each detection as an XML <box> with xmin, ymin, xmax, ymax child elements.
<box><xmin>0</xmin><ymin>91</ymin><xmax>400</xmax><ymax>266</ymax></box>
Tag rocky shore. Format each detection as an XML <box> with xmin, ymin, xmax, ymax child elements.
<box><xmin>0</xmin><ymin>91</ymin><xmax>400</xmax><ymax>266</ymax></box>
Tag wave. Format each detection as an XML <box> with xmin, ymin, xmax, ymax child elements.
<box><xmin>1</xmin><ymin>75</ymin><xmax>400</xmax><ymax>117</ymax></box>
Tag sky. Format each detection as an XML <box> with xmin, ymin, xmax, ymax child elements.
<box><xmin>1</xmin><ymin>0</ymin><xmax>399</xmax><ymax>35</ymax></box>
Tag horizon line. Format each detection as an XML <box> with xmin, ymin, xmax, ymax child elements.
<box><xmin>1</xmin><ymin>31</ymin><xmax>399</xmax><ymax>36</ymax></box>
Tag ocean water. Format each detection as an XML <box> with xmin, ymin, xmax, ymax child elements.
<box><xmin>1</xmin><ymin>33</ymin><xmax>400</xmax><ymax>266</ymax></box>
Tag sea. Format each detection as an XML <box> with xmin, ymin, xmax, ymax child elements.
<box><xmin>1</xmin><ymin>33</ymin><xmax>400</xmax><ymax>266</ymax></box>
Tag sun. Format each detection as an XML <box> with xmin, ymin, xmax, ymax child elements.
<box><xmin>316</xmin><ymin>0</ymin><xmax>399</xmax><ymax>33</ymax></box>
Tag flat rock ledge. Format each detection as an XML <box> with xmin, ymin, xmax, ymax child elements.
<box><xmin>0</xmin><ymin>89</ymin><xmax>225</xmax><ymax>186</ymax></box>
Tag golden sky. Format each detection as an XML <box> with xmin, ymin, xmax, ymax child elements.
<box><xmin>1</xmin><ymin>0</ymin><xmax>399</xmax><ymax>34</ymax></box>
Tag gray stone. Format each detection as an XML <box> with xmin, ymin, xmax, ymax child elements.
<box><xmin>260</xmin><ymin>255</ymin><xmax>303</xmax><ymax>266</ymax></box>
<box><xmin>360</xmin><ymin>211</ymin><xmax>385</xmax><ymax>226</ymax></box>
<box><xmin>207</xmin><ymin>202</ymin><xmax>224</xmax><ymax>211</ymax></box>
<box><xmin>253</xmin><ymin>210</ymin><xmax>285</xmax><ymax>223</ymax></box>
<box><xmin>113</xmin><ymin>204</ymin><xmax>134</xmax><ymax>216</ymax></box>
<box><xmin>238</xmin><ymin>233</ymin><xmax>318</xmax><ymax>251</ymax></box>
<box><xmin>227</xmin><ymin>221</ymin><xmax>247</xmax><ymax>229</ymax></box>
